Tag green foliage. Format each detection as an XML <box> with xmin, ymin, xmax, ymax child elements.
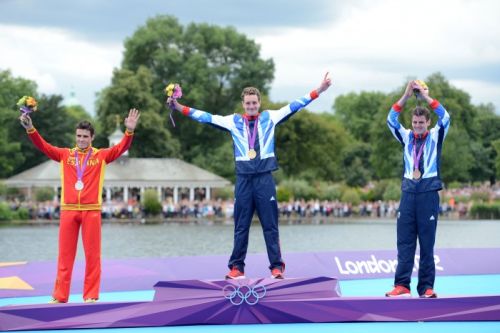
<box><xmin>470</xmin><ymin>202</ymin><xmax>500</xmax><ymax>219</ymax></box>
<box><xmin>382</xmin><ymin>181</ymin><xmax>401</xmax><ymax>201</ymax></box>
<box><xmin>142</xmin><ymin>189</ymin><xmax>162</xmax><ymax>216</ymax></box>
<box><xmin>276</xmin><ymin>186</ymin><xmax>292</xmax><ymax>202</ymax></box>
<box><xmin>0</xmin><ymin>182</ymin><xmax>7</xmax><ymax>196</ymax></box>
<box><xmin>191</xmin><ymin>140</ymin><xmax>235</xmax><ymax>182</ymax></box>
<box><xmin>276</xmin><ymin>111</ymin><xmax>349</xmax><ymax>181</ymax></box>
<box><xmin>315</xmin><ymin>182</ymin><xmax>342</xmax><ymax>201</ymax></box>
<box><xmin>341</xmin><ymin>188</ymin><xmax>361</xmax><ymax>206</ymax></box>
<box><xmin>364</xmin><ymin>180</ymin><xmax>389</xmax><ymax>201</ymax></box>
<box><xmin>447</xmin><ymin>181</ymin><xmax>463</xmax><ymax>190</ymax></box>
<box><xmin>34</xmin><ymin>187</ymin><xmax>55</xmax><ymax>202</ymax></box>
<box><xmin>2</xmin><ymin>20</ymin><xmax>500</xmax><ymax>188</ymax></box>
<box><xmin>96</xmin><ymin>66</ymin><xmax>180</xmax><ymax>157</ymax></box>
<box><xmin>13</xmin><ymin>207</ymin><xmax>29</xmax><ymax>220</ymax></box>
<box><xmin>334</xmin><ymin>91</ymin><xmax>387</xmax><ymax>142</ymax></box>
<box><xmin>119</xmin><ymin>15</ymin><xmax>274</xmax><ymax>167</ymax></box>
<box><xmin>470</xmin><ymin>191</ymin><xmax>490</xmax><ymax>203</ymax></box>
<box><xmin>493</xmin><ymin>139</ymin><xmax>500</xmax><ymax>180</ymax></box>
<box><xmin>0</xmin><ymin>202</ymin><xmax>12</xmax><ymax>221</ymax></box>
<box><xmin>341</xmin><ymin>142</ymin><xmax>372</xmax><ymax>187</ymax></box>
<box><xmin>280</xmin><ymin>179</ymin><xmax>315</xmax><ymax>200</ymax></box>
<box><xmin>0</xmin><ymin>68</ymin><xmax>94</xmax><ymax>178</ymax></box>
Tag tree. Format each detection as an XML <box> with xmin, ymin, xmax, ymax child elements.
<box><xmin>96</xmin><ymin>66</ymin><xmax>180</xmax><ymax>157</ymax></box>
<box><xmin>469</xmin><ymin>103</ymin><xmax>500</xmax><ymax>184</ymax></box>
<box><xmin>341</xmin><ymin>142</ymin><xmax>373</xmax><ymax>187</ymax></box>
<box><xmin>8</xmin><ymin>94</ymin><xmax>83</xmax><ymax>174</ymax></box>
<box><xmin>119</xmin><ymin>15</ymin><xmax>274</xmax><ymax>161</ymax></box>
<box><xmin>334</xmin><ymin>91</ymin><xmax>387</xmax><ymax>142</ymax></box>
<box><xmin>275</xmin><ymin>110</ymin><xmax>349</xmax><ymax>181</ymax></box>
<box><xmin>0</xmin><ymin>69</ymin><xmax>37</xmax><ymax>177</ymax></box>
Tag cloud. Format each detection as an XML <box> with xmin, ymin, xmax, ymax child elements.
<box><xmin>0</xmin><ymin>23</ymin><xmax>122</xmax><ymax>111</ymax></box>
<box><xmin>1</xmin><ymin>0</ymin><xmax>499</xmax><ymax>115</ymax></box>
<box><xmin>252</xmin><ymin>0</ymin><xmax>500</xmax><ymax>112</ymax></box>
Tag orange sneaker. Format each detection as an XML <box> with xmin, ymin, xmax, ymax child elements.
<box><xmin>271</xmin><ymin>267</ymin><xmax>284</xmax><ymax>279</ymax></box>
<box><xmin>420</xmin><ymin>288</ymin><xmax>437</xmax><ymax>298</ymax></box>
<box><xmin>385</xmin><ymin>285</ymin><xmax>411</xmax><ymax>297</ymax></box>
<box><xmin>225</xmin><ymin>267</ymin><xmax>245</xmax><ymax>280</ymax></box>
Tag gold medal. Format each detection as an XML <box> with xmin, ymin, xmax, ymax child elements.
<box><xmin>413</xmin><ymin>169</ymin><xmax>421</xmax><ymax>180</ymax></box>
<box><xmin>248</xmin><ymin>149</ymin><xmax>257</xmax><ymax>159</ymax></box>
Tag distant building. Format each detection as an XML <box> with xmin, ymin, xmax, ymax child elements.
<box><xmin>4</xmin><ymin>127</ymin><xmax>231</xmax><ymax>204</ymax></box>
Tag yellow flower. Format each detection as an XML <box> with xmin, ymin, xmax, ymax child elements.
<box><xmin>26</xmin><ymin>96</ymin><xmax>37</xmax><ymax>107</ymax></box>
<box><xmin>165</xmin><ymin>83</ymin><xmax>175</xmax><ymax>97</ymax></box>
<box><xmin>415</xmin><ymin>80</ymin><xmax>428</xmax><ymax>90</ymax></box>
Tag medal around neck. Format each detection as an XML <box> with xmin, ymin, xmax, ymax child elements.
<box><xmin>75</xmin><ymin>180</ymin><xmax>84</xmax><ymax>191</ymax></box>
<box><xmin>413</xmin><ymin>169</ymin><xmax>422</xmax><ymax>180</ymax></box>
<box><xmin>74</xmin><ymin>149</ymin><xmax>92</xmax><ymax>191</ymax></box>
<box><xmin>248</xmin><ymin>149</ymin><xmax>257</xmax><ymax>159</ymax></box>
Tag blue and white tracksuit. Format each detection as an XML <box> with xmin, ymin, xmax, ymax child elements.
<box><xmin>181</xmin><ymin>90</ymin><xmax>319</xmax><ymax>272</ymax></box>
<box><xmin>387</xmin><ymin>100</ymin><xmax>450</xmax><ymax>295</ymax></box>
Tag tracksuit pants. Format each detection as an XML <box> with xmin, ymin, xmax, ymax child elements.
<box><xmin>394</xmin><ymin>191</ymin><xmax>439</xmax><ymax>295</ymax></box>
<box><xmin>52</xmin><ymin>210</ymin><xmax>102</xmax><ymax>302</ymax></box>
<box><xmin>228</xmin><ymin>172</ymin><xmax>284</xmax><ymax>272</ymax></box>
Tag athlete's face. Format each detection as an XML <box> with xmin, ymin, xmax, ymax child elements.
<box><xmin>412</xmin><ymin>115</ymin><xmax>431</xmax><ymax>135</ymax></box>
<box><xmin>75</xmin><ymin>129</ymin><xmax>94</xmax><ymax>150</ymax></box>
<box><xmin>242</xmin><ymin>94</ymin><xmax>260</xmax><ymax>116</ymax></box>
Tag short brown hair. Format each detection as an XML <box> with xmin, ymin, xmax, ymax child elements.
<box><xmin>76</xmin><ymin>120</ymin><xmax>95</xmax><ymax>136</ymax></box>
<box><xmin>241</xmin><ymin>87</ymin><xmax>261</xmax><ymax>102</ymax></box>
<box><xmin>412</xmin><ymin>106</ymin><xmax>430</xmax><ymax>121</ymax></box>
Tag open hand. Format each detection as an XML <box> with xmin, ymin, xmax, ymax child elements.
<box><xmin>124</xmin><ymin>108</ymin><xmax>141</xmax><ymax>131</ymax></box>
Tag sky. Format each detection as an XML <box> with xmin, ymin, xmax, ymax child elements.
<box><xmin>1</xmin><ymin>0</ymin><xmax>499</xmax><ymax>115</ymax></box>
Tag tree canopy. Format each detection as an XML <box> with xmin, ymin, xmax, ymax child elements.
<box><xmin>1</xmin><ymin>17</ymin><xmax>499</xmax><ymax>188</ymax></box>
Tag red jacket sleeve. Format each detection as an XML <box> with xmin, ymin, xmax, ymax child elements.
<box><xmin>102</xmin><ymin>130</ymin><xmax>134</xmax><ymax>163</ymax></box>
<box><xmin>27</xmin><ymin>128</ymin><xmax>65</xmax><ymax>161</ymax></box>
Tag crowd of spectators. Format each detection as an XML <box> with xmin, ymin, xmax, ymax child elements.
<box><xmin>4</xmin><ymin>182</ymin><xmax>498</xmax><ymax>221</ymax></box>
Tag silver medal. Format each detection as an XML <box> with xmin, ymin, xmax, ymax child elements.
<box><xmin>75</xmin><ymin>180</ymin><xmax>84</xmax><ymax>190</ymax></box>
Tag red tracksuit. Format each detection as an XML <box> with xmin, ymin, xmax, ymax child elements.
<box><xmin>27</xmin><ymin>127</ymin><xmax>134</xmax><ymax>302</ymax></box>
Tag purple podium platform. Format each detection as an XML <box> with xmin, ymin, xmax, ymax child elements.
<box><xmin>1</xmin><ymin>276</ymin><xmax>500</xmax><ymax>331</ymax></box>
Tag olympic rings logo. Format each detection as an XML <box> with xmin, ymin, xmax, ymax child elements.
<box><xmin>222</xmin><ymin>283</ymin><xmax>267</xmax><ymax>305</ymax></box>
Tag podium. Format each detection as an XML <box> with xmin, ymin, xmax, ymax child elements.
<box><xmin>1</xmin><ymin>277</ymin><xmax>499</xmax><ymax>331</ymax></box>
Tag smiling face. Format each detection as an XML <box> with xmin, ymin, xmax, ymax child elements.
<box><xmin>241</xmin><ymin>87</ymin><xmax>261</xmax><ymax>117</ymax></box>
<box><xmin>242</xmin><ymin>94</ymin><xmax>261</xmax><ymax>116</ymax></box>
<box><xmin>75</xmin><ymin>129</ymin><xmax>94</xmax><ymax>150</ymax></box>
<box><xmin>412</xmin><ymin>115</ymin><xmax>431</xmax><ymax>135</ymax></box>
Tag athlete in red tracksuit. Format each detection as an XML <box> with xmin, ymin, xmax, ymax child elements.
<box><xmin>20</xmin><ymin>109</ymin><xmax>140</xmax><ymax>303</ymax></box>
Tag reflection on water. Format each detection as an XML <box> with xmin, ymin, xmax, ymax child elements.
<box><xmin>1</xmin><ymin>219</ymin><xmax>499</xmax><ymax>261</ymax></box>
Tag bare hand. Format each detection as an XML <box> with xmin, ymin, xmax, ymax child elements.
<box><xmin>124</xmin><ymin>108</ymin><xmax>141</xmax><ymax>131</ymax></box>
<box><xmin>317</xmin><ymin>72</ymin><xmax>332</xmax><ymax>94</ymax></box>
<box><xmin>19</xmin><ymin>114</ymin><xmax>33</xmax><ymax>130</ymax></box>
<box><xmin>402</xmin><ymin>81</ymin><xmax>414</xmax><ymax>99</ymax></box>
<box><xmin>413</xmin><ymin>80</ymin><xmax>430</xmax><ymax>99</ymax></box>
<box><xmin>166</xmin><ymin>97</ymin><xmax>181</xmax><ymax>111</ymax></box>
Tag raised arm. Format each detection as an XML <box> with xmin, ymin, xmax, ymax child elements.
<box><xmin>387</xmin><ymin>81</ymin><xmax>414</xmax><ymax>144</ymax></box>
<box><xmin>269</xmin><ymin>72</ymin><xmax>332</xmax><ymax>124</ymax></box>
<box><xmin>413</xmin><ymin>81</ymin><xmax>451</xmax><ymax>133</ymax></box>
<box><xmin>167</xmin><ymin>94</ymin><xmax>233</xmax><ymax>131</ymax></box>
<box><xmin>20</xmin><ymin>114</ymin><xmax>64</xmax><ymax>161</ymax></box>
<box><xmin>103</xmin><ymin>108</ymin><xmax>140</xmax><ymax>163</ymax></box>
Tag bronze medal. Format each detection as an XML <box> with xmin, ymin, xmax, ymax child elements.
<box><xmin>413</xmin><ymin>169</ymin><xmax>421</xmax><ymax>180</ymax></box>
<box><xmin>248</xmin><ymin>149</ymin><xmax>257</xmax><ymax>159</ymax></box>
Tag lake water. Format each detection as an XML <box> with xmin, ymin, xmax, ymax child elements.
<box><xmin>1</xmin><ymin>219</ymin><xmax>499</xmax><ymax>262</ymax></box>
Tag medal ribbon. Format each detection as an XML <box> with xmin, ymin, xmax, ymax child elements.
<box><xmin>412</xmin><ymin>136</ymin><xmax>425</xmax><ymax>173</ymax></box>
<box><xmin>75</xmin><ymin>149</ymin><xmax>93</xmax><ymax>183</ymax></box>
<box><xmin>244</xmin><ymin>117</ymin><xmax>259</xmax><ymax>152</ymax></box>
